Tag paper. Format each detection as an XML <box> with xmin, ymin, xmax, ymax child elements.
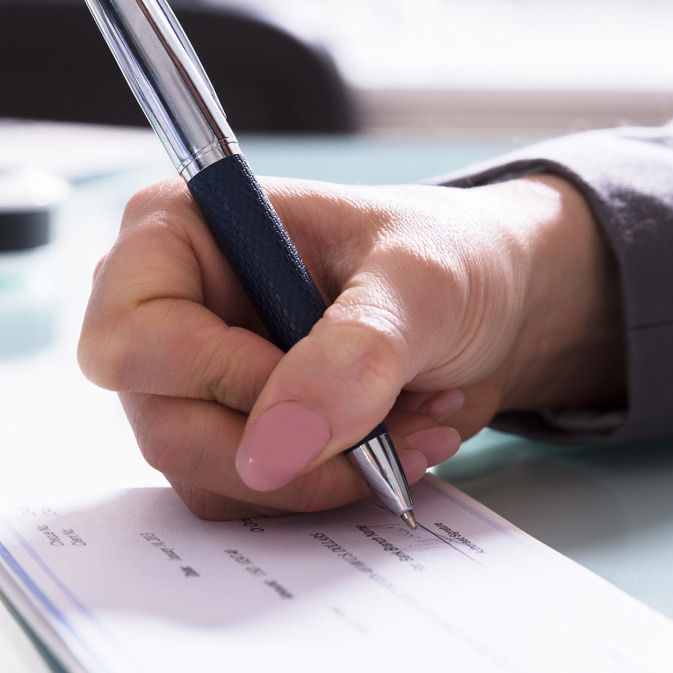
<box><xmin>0</xmin><ymin>475</ymin><xmax>671</xmax><ymax>673</ymax></box>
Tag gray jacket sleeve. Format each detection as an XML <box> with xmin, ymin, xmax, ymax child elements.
<box><xmin>430</xmin><ymin>124</ymin><xmax>673</xmax><ymax>444</ymax></box>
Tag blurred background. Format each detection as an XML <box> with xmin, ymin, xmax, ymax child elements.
<box><xmin>2</xmin><ymin>0</ymin><xmax>673</xmax><ymax>370</ymax></box>
<box><xmin>3</xmin><ymin>7</ymin><xmax>673</xmax><ymax>665</ymax></box>
<box><xmin>1</xmin><ymin>0</ymin><xmax>673</xmax><ymax>139</ymax></box>
<box><xmin>228</xmin><ymin>0</ymin><xmax>673</xmax><ymax>137</ymax></box>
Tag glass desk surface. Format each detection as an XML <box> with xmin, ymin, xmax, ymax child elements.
<box><xmin>1</xmin><ymin>126</ymin><xmax>671</xmax><ymax>671</ymax></box>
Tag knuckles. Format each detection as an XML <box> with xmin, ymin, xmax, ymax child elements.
<box><xmin>314</xmin><ymin>315</ymin><xmax>411</xmax><ymax>396</ymax></box>
<box><xmin>121</xmin><ymin>177</ymin><xmax>190</xmax><ymax>225</ymax></box>
<box><xmin>77</xmin><ymin>314</ymin><xmax>131</xmax><ymax>391</ymax></box>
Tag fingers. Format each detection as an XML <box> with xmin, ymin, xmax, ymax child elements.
<box><xmin>80</xmin><ymin>176</ymin><xmax>443</xmax><ymax>517</ymax></box>
<box><xmin>119</xmin><ymin>391</ymin><xmax>368</xmax><ymax>510</ymax></box>
<box><xmin>80</xmin><ymin>175</ymin><xmax>505</xmax><ymax>518</ymax></box>
<box><xmin>119</xmin><ymin>392</ymin><xmax>431</xmax><ymax>516</ymax></box>
<box><xmin>230</xmin><ymin>183</ymin><xmax>482</xmax><ymax>493</ymax></box>
<box><xmin>167</xmin><ymin>479</ymin><xmax>287</xmax><ymax>521</ymax></box>
<box><xmin>78</xmin><ymin>179</ymin><xmax>281</xmax><ymax>413</ymax></box>
<box><xmin>233</xmin><ymin>269</ymin><xmax>461</xmax><ymax>491</ymax></box>
<box><xmin>235</xmin><ymin>318</ymin><xmax>409</xmax><ymax>492</ymax></box>
<box><xmin>396</xmin><ymin>388</ymin><xmax>466</xmax><ymax>424</ymax></box>
<box><xmin>385</xmin><ymin>408</ymin><xmax>462</xmax><ymax>466</ymax></box>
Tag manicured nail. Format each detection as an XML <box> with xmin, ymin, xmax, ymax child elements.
<box><xmin>235</xmin><ymin>401</ymin><xmax>332</xmax><ymax>491</ymax></box>
<box><xmin>419</xmin><ymin>389</ymin><xmax>465</xmax><ymax>424</ymax></box>
<box><xmin>403</xmin><ymin>426</ymin><xmax>461</xmax><ymax>466</ymax></box>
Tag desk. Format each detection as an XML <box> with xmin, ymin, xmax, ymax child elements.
<box><xmin>1</xmin><ymin>126</ymin><xmax>672</xmax><ymax>671</ymax></box>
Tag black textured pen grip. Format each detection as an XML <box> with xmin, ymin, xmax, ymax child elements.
<box><xmin>188</xmin><ymin>154</ymin><xmax>327</xmax><ymax>352</ymax></box>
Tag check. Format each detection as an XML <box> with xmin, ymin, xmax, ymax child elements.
<box><xmin>0</xmin><ymin>476</ymin><xmax>671</xmax><ymax>672</ymax></box>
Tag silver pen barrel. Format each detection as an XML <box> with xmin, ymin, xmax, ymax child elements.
<box><xmin>349</xmin><ymin>434</ymin><xmax>415</xmax><ymax>524</ymax></box>
<box><xmin>86</xmin><ymin>0</ymin><xmax>417</xmax><ymax>528</ymax></box>
<box><xmin>84</xmin><ymin>0</ymin><xmax>240</xmax><ymax>179</ymax></box>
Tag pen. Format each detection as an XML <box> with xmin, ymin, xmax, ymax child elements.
<box><xmin>84</xmin><ymin>0</ymin><xmax>416</xmax><ymax>529</ymax></box>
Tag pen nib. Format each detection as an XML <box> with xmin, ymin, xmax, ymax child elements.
<box><xmin>400</xmin><ymin>511</ymin><xmax>417</xmax><ymax>530</ymax></box>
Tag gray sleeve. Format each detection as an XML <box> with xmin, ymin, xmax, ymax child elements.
<box><xmin>430</xmin><ymin>124</ymin><xmax>673</xmax><ymax>444</ymax></box>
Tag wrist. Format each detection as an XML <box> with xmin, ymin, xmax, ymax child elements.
<box><xmin>499</xmin><ymin>174</ymin><xmax>625</xmax><ymax>411</ymax></box>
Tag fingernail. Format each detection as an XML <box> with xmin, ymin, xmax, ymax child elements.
<box><xmin>235</xmin><ymin>401</ymin><xmax>332</xmax><ymax>491</ymax></box>
<box><xmin>419</xmin><ymin>389</ymin><xmax>465</xmax><ymax>424</ymax></box>
<box><xmin>403</xmin><ymin>426</ymin><xmax>461</xmax><ymax>466</ymax></box>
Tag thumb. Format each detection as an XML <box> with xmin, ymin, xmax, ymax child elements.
<box><xmin>234</xmin><ymin>290</ymin><xmax>420</xmax><ymax>492</ymax></box>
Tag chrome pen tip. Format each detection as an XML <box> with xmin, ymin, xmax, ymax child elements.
<box><xmin>400</xmin><ymin>511</ymin><xmax>417</xmax><ymax>530</ymax></box>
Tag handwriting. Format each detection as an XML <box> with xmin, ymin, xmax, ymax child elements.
<box><xmin>355</xmin><ymin>525</ymin><xmax>425</xmax><ymax>570</ymax></box>
<box><xmin>433</xmin><ymin>523</ymin><xmax>485</xmax><ymax>554</ymax></box>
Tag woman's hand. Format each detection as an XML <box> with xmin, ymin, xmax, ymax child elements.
<box><xmin>77</xmin><ymin>173</ymin><xmax>624</xmax><ymax>519</ymax></box>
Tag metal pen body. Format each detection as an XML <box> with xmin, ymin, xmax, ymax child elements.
<box><xmin>85</xmin><ymin>0</ymin><xmax>239</xmax><ymax>177</ymax></box>
<box><xmin>84</xmin><ymin>0</ymin><xmax>415</xmax><ymax>526</ymax></box>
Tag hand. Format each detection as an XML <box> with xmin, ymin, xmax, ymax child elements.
<box><xmin>78</xmin><ymin>173</ymin><xmax>624</xmax><ymax>519</ymax></box>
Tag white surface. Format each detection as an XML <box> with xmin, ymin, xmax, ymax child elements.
<box><xmin>0</xmin><ymin>121</ymin><xmax>168</xmax><ymax>181</ymax></box>
<box><xmin>1</xmin><ymin>479</ymin><xmax>672</xmax><ymax>673</ymax></box>
<box><xmin>207</xmin><ymin>0</ymin><xmax>673</xmax><ymax>133</ymax></box>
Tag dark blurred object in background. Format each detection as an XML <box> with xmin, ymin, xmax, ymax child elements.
<box><xmin>0</xmin><ymin>0</ymin><xmax>358</xmax><ymax>133</ymax></box>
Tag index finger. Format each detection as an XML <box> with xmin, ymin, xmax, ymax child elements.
<box><xmin>78</xmin><ymin>177</ymin><xmax>282</xmax><ymax>412</ymax></box>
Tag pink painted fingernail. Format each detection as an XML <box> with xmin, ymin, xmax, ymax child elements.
<box><xmin>419</xmin><ymin>389</ymin><xmax>465</xmax><ymax>424</ymax></box>
<box><xmin>403</xmin><ymin>426</ymin><xmax>461</xmax><ymax>466</ymax></box>
<box><xmin>235</xmin><ymin>401</ymin><xmax>332</xmax><ymax>491</ymax></box>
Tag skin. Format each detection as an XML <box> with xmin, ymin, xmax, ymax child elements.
<box><xmin>77</xmin><ymin>173</ymin><xmax>625</xmax><ymax>520</ymax></box>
